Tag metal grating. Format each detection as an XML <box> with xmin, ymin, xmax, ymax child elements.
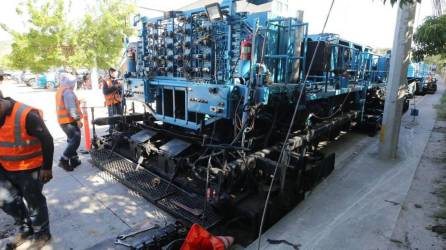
<box><xmin>157</xmin><ymin>193</ymin><xmax>221</xmax><ymax>228</ymax></box>
<box><xmin>91</xmin><ymin>149</ymin><xmax>174</xmax><ymax>201</ymax></box>
<box><xmin>90</xmin><ymin>149</ymin><xmax>221</xmax><ymax>228</ymax></box>
<box><xmin>126</xmin><ymin>169</ymin><xmax>176</xmax><ymax>201</ymax></box>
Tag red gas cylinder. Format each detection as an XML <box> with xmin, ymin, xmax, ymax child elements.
<box><xmin>240</xmin><ymin>39</ymin><xmax>252</xmax><ymax>61</ymax></box>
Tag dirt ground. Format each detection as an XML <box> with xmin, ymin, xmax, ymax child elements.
<box><xmin>389</xmin><ymin>120</ymin><xmax>446</xmax><ymax>249</ymax></box>
<box><xmin>390</xmin><ymin>80</ymin><xmax>446</xmax><ymax>249</ymax></box>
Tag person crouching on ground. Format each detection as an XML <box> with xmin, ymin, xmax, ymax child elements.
<box><xmin>56</xmin><ymin>73</ymin><xmax>83</xmax><ymax>171</ymax></box>
<box><xmin>0</xmin><ymin>96</ymin><xmax>54</xmax><ymax>249</ymax></box>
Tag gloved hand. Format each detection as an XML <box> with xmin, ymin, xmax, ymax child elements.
<box><xmin>77</xmin><ymin>120</ymin><xmax>83</xmax><ymax>128</ymax></box>
<box><xmin>39</xmin><ymin>169</ymin><xmax>53</xmax><ymax>183</ymax></box>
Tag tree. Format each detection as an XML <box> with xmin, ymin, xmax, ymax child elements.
<box><xmin>413</xmin><ymin>15</ymin><xmax>446</xmax><ymax>62</ymax></box>
<box><xmin>68</xmin><ymin>0</ymin><xmax>135</xmax><ymax>70</ymax></box>
<box><xmin>424</xmin><ymin>55</ymin><xmax>446</xmax><ymax>68</ymax></box>
<box><xmin>0</xmin><ymin>55</ymin><xmax>10</xmax><ymax>70</ymax></box>
<box><xmin>1</xmin><ymin>0</ymin><xmax>74</xmax><ymax>73</ymax></box>
<box><xmin>1</xmin><ymin>0</ymin><xmax>135</xmax><ymax>73</ymax></box>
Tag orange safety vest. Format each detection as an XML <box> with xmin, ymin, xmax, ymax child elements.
<box><xmin>56</xmin><ymin>87</ymin><xmax>82</xmax><ymax>124</ymax></box>
<box><xmin>104</xmin><ymin>79</ymin><xmax>122</xmax><ymax>106</ymax></box>
<box><xmin>0</xmin><ymin>102</ymin><xmax>43</xmax><ymax>171</ymax></box>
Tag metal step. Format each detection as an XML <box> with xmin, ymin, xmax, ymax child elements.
<box><xmin>90</xmin><ymin>149</ymin><xmax>221</xmax><ymax>228</ymax></box>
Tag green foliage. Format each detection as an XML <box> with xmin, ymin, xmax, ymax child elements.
<box><xmin>1</xmin><ymin>0</ymin><xmax>73</xmax><ymax>73</ymax></box>
<box><xmin>71</xmin><ymin>0</ymin><xmax>136</xmax><ymax>69</ymax></box>
<box><xmin>424</xmin><ymin>55</ymin><xmax>446</xmax><ymax>67</ymax></box>
<box><xmin>435</xmin><ymin>92</ymin><xmax>446</xmax><ymax>120</ymax></box>
<box><xmin>0</xmin><ymin>55</ymin><xmax>10</xmax><ymax>70</ymax></box>
<box><xmin>413</xmin><ymin>15</ymin><xmax>446</xmax><ymax>62</ymax></box>
<box><xmin>1</xmin><ymin>0</ymin><xmax>135</xmax><ymax>73</ymax></box>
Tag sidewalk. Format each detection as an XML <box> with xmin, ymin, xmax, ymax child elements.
<box><xmin>248</xmin><ymin>79</ymin><xmax>445</xmax><ymax>250</ymax></box>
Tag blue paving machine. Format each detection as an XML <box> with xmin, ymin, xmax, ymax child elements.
<box><xmin>90</xmin><ymin>0</ymin><xmax>393</xmax><ymax>246</ymax></box>
<box><xmin>408</xmin><ymin>62</ymin><xmax>437</xmax><ymax>95</ymax></box>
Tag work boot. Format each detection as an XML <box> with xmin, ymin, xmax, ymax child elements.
<box><xmin>5</xmin><ymin>225</ymin><xmax>34</xmax><ymax>250</ymax></box>
<box><xmin>70</xmin><ymin>157</ymin><xmax>81</xmax><ymax>168</ymax></box>
<box><xmin>58</xmin><ymin>158</ymin><xmax>74</xmax><ymax>172</ymax></box>
<box><xmin>28</xmin><ymin>231</ymin><xmax>51</xmax><ymax>250</ymax></box>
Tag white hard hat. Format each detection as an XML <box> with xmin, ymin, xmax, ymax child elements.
<box><xmin>60</xmin><ymin>73</ymin><xmax>77</xmax><ymax>88</ymax></box>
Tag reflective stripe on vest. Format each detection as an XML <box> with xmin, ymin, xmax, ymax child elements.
<box><xmin>0</xmin><ymin>102</ymin><xmax>43</xmax><ymax>171</ymax></box>
<box><xmin>0</xmin><ymin>150</ymin><xmax>43</xmax><ymax>161</ymax></box>
<box><xmin>56</xmin><ymin>87</ymin><xmax>81</xmax><ymax>124</ymax></box>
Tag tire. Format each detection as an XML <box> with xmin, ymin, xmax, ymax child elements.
<box><xmin>46</xmin><ymin>81</ymin><xmax>56</xmax><ymax>90</ymax></box>
<box><xmin>26</xmin><ymin>78</ymin><xmax>36</xmax><ymax>87</ymax></box>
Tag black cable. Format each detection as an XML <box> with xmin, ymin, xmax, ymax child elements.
<box><xmin>202</xmin><ymin>154</ymin><xmax>212</xmax><ymax>225</ymax></box>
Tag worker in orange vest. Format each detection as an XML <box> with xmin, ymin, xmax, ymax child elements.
<box><xmin>0</xmin><ymin>97</ymin><xmax>54</xmax><ymax>249</ymax></box>
<box><xmin>102</xmin><ymin>67</ymin><xmax>123</xmax><ymax>133</ymax></box>
<box><xmin>56</xmin><ymin>73</ymin><xmax>83</xmax><ymax>171</ymax></box>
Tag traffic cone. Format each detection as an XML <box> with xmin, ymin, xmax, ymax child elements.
<box><xmin>181</xmin><ymin>224</ymin><xmax>234</xmax><ymax>250</ymax></box>
<box><xmin>216</xmin><ymin>236</ymin><xmax>234</xmax><ymax>249</ymax></box>
<box><xmin>81</xmin><ymin>101</ymin><xmax>91</xmax><ymax>152</ymax></box>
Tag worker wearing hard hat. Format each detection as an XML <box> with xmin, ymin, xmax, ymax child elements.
<box><xmin>102</xmin><ymin>67</ymin><xmax>123</xmax><ymax>133</ymax></box>
<box><xmin>55</xmin><ymin>73</ymin><xmax>83</xmax><ymax>171</ymax></box>
<box><xmin>0</xmin><ymin>97</ymin><xmax>54</xmax><ymax>249</ymax></box>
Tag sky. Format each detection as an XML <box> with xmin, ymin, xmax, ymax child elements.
<box><xmin>291</xmin><ymin>0</ymin><xmax>433</xmax><ymax>48</ymax></box>
<box><xmin>0</xmin><ymin>0</ymin><xmax>434</xmax><ymax>49</ymax></box>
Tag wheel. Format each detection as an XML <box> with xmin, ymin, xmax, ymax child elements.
<box><xmin>46</xmin><ymin>81</ymin><xmax>56</xmax><ymax>90</ymax></box>
<box><xmin>27</xmin><ymin>78</ymin><xmax>36</xmax><ymax>87</ymax></box>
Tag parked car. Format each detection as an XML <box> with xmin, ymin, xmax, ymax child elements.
<box><xmin>45</xmin><ymin>69</ymin><xmax>65</xmax><ymax>90</ymax></box>
<box><xmin>0</xmin><ymin>70</ymin><xmax>12</xmax><ymax>80</ymax></box>
<box><xmin>35</xmin><ymin>74</ymin><xmax>48</xmax><ymax>89</ymax></box>
<box><xmin>21</xmin><ymin>72</ymin><xmax>36</xmax><ymax>86</ymax></box>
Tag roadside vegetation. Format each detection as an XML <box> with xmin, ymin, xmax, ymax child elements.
<box><xmin>435</xmin><ymin>90</ymin><xmax>446</xmax><ymax>120</ymax></box>
<box><xmin>431</xmin><ymin>75</ymin><xmax>446</xmax><ymax>237</ymax></box>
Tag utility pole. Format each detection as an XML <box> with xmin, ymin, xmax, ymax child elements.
<box><xmin>379</xmin><ymin>1</ymin><xmax>416</xmax><ymax>159</ymax></box>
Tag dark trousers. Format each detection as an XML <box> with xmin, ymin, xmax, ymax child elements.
<box><xmin>0</xmin><ymin>167</ymin><xmax>50</xmax><ymax>234</ymax></box>
<box><xmin>107</xmin><ymin>103</ymin><xmax>123</xmax><ymax>133</ymax></box>
<box><xmin>60</xmin><ymin>122</ymin><xmax>81</xmax><ymax>160</ymax></box>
